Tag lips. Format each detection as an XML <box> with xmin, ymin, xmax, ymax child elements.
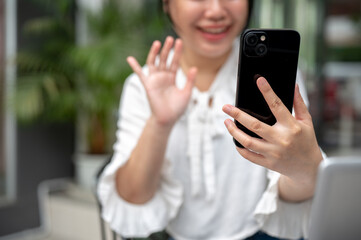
<box><xmin>199</xmin><ymin>26</ymin><xmax>228</xmax><ymax>34</ymax></box>
<box><xmin>197</xmin><ymin>25</ymin><xmax>231</xmax><ymax>41</ymax></box>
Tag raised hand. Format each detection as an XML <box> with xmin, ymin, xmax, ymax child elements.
<box><xmin>222</xmin><ymin>77</ymin><xmax>323</xmax><ymax>189</ymax></box>
<box><xmin>127</xmin><ymin>36</ymin><xmax>197</xmax><ymax>128</ymax></box>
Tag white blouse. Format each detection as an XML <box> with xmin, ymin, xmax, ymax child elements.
<box><xmin>97</xmin><ymin>41</ymin><xmax>315</xmax><ymax>240</ymax></box>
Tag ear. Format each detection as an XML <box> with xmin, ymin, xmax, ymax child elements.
<box><xmin>162</xmin><ymin>0</ymin><xmax>169</xmax><ymax>13</ymax></box>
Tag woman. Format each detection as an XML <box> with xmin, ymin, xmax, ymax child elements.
<box><xmin>97</xmin><ymin>0</ymin><xmax>324</xmax><ymax>239</ymax></box>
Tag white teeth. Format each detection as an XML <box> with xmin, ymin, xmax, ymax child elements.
<box><xmin>201</xmin><ymin>27</ymin><xmax>227</xmax><ymax>34</ymax></box>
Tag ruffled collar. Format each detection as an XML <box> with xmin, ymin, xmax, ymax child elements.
<box><xmin>176</xmin><ymin>40</ymin><xmax>239</xmax><ymax>200</ymax></box>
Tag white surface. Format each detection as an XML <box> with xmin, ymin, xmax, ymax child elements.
<box><xmin>309</xmin><ymin>156</ymin><xmax>361</xmax><ymax>240</ymax></box>
<box><xmin>74</xmin><ymin>153</ymin><xmax>109</xmax><ymax>191</ymax></box>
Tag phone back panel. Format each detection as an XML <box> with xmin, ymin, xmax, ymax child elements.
<box><xmin>235</xmin><ymin>29</ymin><xmax>300</xmax><ymax>144</ymax></box>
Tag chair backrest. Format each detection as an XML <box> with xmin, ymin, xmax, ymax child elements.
<box><xmin>94</xmin><ymin>155</ymin><xmax>119</xmax><ymax>240</ymax></box>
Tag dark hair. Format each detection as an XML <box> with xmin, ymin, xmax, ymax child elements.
<box><xmin>158</xmin><ymin>0</ymin><xmax>254</xmax><ymax>30</ymax></box>
<box><xmin>247</xmin><ymin>0</ymin><xmax>254</xmax><ymax>28</ymax></box>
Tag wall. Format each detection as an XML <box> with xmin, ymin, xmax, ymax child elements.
<box><xmin>0</xmin><ymin>0</ymin><xmax>75</xmax><ymax>236</ymax></box>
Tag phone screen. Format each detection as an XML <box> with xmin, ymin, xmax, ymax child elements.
<box><xmin>234</xmin><ymin>29</ymin><xmax>300</xmax><ymax>147</ymax></box>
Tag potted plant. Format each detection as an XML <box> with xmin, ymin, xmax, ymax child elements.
<box><xmin>14</xmin><ymin>0</ymin><xmax>166</xmax><ymax>189</ymax></box>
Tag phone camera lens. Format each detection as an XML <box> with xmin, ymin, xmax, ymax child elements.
<box><xmin>245</xmin><ymin>33</ymin><xmax>258</xmax><ymax>46</ymax></box>
<box><xmin>255</xmin><ymin>44</ymin><xmax>267</xmax><ymax>56</ymax></box>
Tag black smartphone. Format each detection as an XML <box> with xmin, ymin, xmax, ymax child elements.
<box><xmin>234</xmin><ymin>29</ymin><xmax>300</xmax><ymax>148</ymax></box>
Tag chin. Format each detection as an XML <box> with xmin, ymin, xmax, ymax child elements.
<box><xmin>198</xmin><ymin>43</ymin><xmax>233</xmax><ymax>59</ymax></box>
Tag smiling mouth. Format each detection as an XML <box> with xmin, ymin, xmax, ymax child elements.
<box><xmin>198</xmin><ymin>26</ymin><xmax>230</xmax><ymax>34</ymax></box>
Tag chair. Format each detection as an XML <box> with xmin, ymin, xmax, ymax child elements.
<box><xmin>95</xmin><ymin>155</ymin><xmax>118</xmax><ymax>240</ymax></box>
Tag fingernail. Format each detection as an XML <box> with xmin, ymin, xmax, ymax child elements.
<box><xmin>175</xmin><ymin>38</ymin><xmax>182</xmax><ymax>46</ymax></box>
<box><xmin>224</xmin><ymin>119</ymin><xmax>231</xmax><ymax>127</ymax></box>
<box><xmin>257</xmin><ymin>77</ymin><xmax>266</xmax><ymax>86</ymax></box>
<box><xmin>222</xmin><ymin>104</ymin><xmax>232</xmax><ymax>113</ymax></box>
<box><xmin>153</xmin><ymin>41</ymin><xmax>160</xmax><ymax>48</ymax></box>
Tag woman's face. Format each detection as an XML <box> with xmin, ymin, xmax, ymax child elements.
<box><xmin>165</xmin><ymin>0</ymin><xmax>249</xmax><ymax>59</ymax></box>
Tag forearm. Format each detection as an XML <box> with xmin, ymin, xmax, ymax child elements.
<box><xmin>116</xmin><ymin>116</ymin><xmax>173</xmax><ymax>204</ymax></box>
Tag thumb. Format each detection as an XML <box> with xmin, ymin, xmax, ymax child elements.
<box><xmin>293</xmin><ymin>84</ymin><xmax>311</xmax><ymax>121</ymax></box>
<box><xmin>127</xmin><ymin>56</ymin><xmax>146</xmax><ymax>84</ymax></box>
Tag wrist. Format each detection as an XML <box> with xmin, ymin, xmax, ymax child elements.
<box><xmin>302</xmin><ymin>147</ymin><xmax>323</xmax><ymax>186</ymax></box>
<box><xmin>279</xmin><ymin>175</ymin><xmax>315</xmax><ymax>202</ymax></box>
<box><xmin>149</xmin><ymin>115</ymin><xmax>176</xmax><ymax>133</ymax></box>
<box><xmin>290</xmin><ymin>147</ymin><xmax>323</xmax><ymax>186</ymax></box>
<box><xmin>279</xmin><ymin>149</ymin><xmax>323</xmax><ymax>202</ymax></box>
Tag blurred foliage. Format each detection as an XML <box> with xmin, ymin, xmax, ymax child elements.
<box><xmin>15</xmin><ymin>0</ymin><xmax>76</xmax><ymax>122</ymax></box>
<box><xmin>14</xmin><ymin>0</ymin><xmax>167</xmax><ymax>154</ymax></box>
<box><xmin>327</xmin><ymin>46</ymin><xmax>361</xmax><ymax>62</ymax></box>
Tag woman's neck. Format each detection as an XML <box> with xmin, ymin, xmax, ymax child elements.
<box><xmin>180</xmin><ymin>47</ymin><xmax>231</xmax><ymax>92</ymax></box>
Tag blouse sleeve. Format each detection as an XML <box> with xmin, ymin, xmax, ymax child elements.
<box><xmin>253</xmin><ymin>170</ymin><xmax>312</xmax><ymax>239</ymax></box>
<box><xmin>97</xmin><ymin>72</ymin><xmax>183</xmax><ymax>238</ymax></box>
<box><xmin>253</xmin><ymin>71</ymin><xmax>327</xmax><ymax>239</ymax></box>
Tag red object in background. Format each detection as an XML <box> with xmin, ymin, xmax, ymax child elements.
<box><xmin>323</xmin><ymin>80</ymin><xmax>340</xmax><ymax>121</ymax></box>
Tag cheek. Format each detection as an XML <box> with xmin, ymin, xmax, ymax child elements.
<box><xmin>230</xmin><ymin>3</ymin><xmax>249</xmax><ymax>29</ymax></box>
<box><xmin>171</xmin><ymin>16</ymin><xmax>193</xmax><ymax>39</ymax></box>
<box><xmin>168</xmin><ymin>9</ymin><xmax>195</xmax><ymax>34</ymax></box>
<box><xmin>168</xmin><ymin>1</ymin><xmax>200</xmax><ymax>24</ymax></box>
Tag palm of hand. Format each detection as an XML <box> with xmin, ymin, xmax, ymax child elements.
<box><xmin>127</xmin><ymin>37</ymin><xmax>197</xmax><ymax>127</ymax></box>
<box><xmin>145</xmin><ymin>70</ymin><xmax>190</xmax><ymax>125</ymax></box>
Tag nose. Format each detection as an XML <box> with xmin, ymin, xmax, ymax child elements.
<box><xmin>205</xmin><ymin>0</ymin><xmax>226</xmax><ymax>21</ymax></box>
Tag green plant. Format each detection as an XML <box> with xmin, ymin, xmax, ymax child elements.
<box><xmin>15</xmin><ymin>0</ymin><xmax>76</xmax><ymax>122</ymax></box>
<box><xmin>14</xmin><ymin>0</ymin><xmax>166</xmax><ymax>154</ymax></box>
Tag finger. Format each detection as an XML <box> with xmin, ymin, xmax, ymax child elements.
<box><xmin>293</xmin><ymin>84</ymin><xmax>311</xmax><ymax>121</ymax></box>
<box><xmin>224</xmin><ymin>119</ymin><xmax>271</xmax><ymax>154</ymax></box>
<box><xmin>159</xmin><ymin>36</ymin><xmax>174</xmax><ymax>70</ymax></box>
<box><xmin>256</xmin><ymin>77</ymin><xmax>292</xmax><ymax>123</ymax></box>
<box><xmin>182</xmin><ymin>67</ymin><xmax>197</xmax><ymax>97</ymax></box>
<box><xmin>236</xmin><ymin>147</ymin><xmax>271</xmax><ymax>169</ymax></box>
<box><xmin>170</xmin><ymin>39</ymin><xmax>182</xmax><ymax>73</ymax></box>
<box><xmin>127</xmin><ymin>56</ymin><xmax>145</xmax><ymax>82</ymax></box>
<box><xmin>146</xmin><ymin>40</ymin><xmax>161</xmax><ymax>68</ymax></box>
<box><xmin>222</xmin><ymin>104</ymin><xmax>273</xmax><ymax>142</ymax></box>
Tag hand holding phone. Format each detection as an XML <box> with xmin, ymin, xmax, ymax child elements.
<box><xmin>234</xmin><ymin>29</ymin><xmax>300</xmax><ymax>148</ymax></box>
<box><xmin>223</xmin><ymin>29</ymin><xmax>323</xmax><ymax>196</ymax></box>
